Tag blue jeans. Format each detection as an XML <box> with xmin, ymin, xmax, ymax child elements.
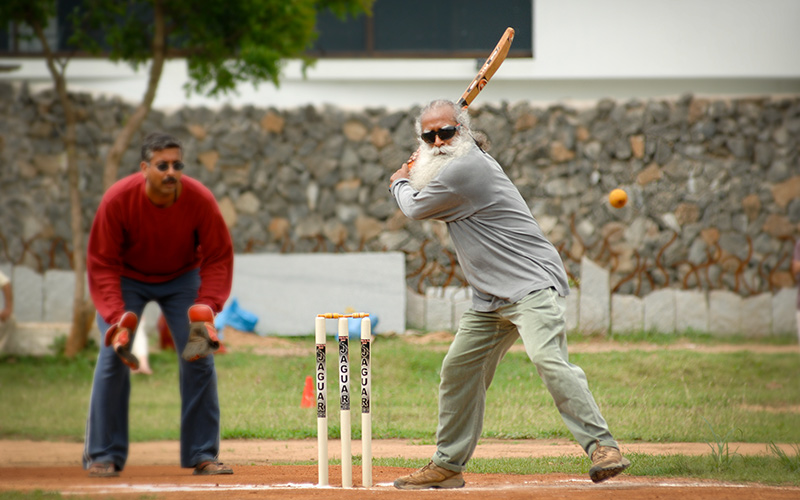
<box><xmin>433</xmin><ymin>288</ymin><xmax>618</xmax><ymax>472</ymax></box>
<box><xmin>82</xmin><ymin>269</ymin><xmax>221</xmax><ymax>470</ymax></box>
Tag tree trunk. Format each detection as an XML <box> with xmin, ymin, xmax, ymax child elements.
<box><xmin>64</xmin><ymin>137</ymin><xmax>90</xmax><ymax>358</ymax></box>
<box><xmin>31</xmin><ymin>20</ymin><xmax>90</xmax><ymax>357</ymax></box>
<box><xmin>32</xmin><ymin>2</ymin><xmax>166</xmax><ymax>356</ymax></box>
<box><xmin>102</xmin><ymin>0</ymin><xmax>167</xmax><ymax>190</ymax></box>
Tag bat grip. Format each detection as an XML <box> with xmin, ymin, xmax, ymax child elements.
<box><xmin>406</xmin><ymin>148</ymin><xmax>420</xmax><ymax>170</ymax></box>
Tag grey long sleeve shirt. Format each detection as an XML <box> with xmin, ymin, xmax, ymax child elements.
<box><xmin>391</xmin><ymin>145</ymin><xmax>570</xmax><ymax>312</ymax></box>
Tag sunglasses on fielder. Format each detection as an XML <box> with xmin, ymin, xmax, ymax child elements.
<box><xmin>420</xmin><ymin>125</ymin><xmax>460</xmax><ymax>144</ymax></box>
<box><xmin>151</xmin><ymin>161</ymin><xmax>185</xmax><ymax>172</ymax></box>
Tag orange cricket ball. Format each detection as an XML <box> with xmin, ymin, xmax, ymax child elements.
<box><xmin>609</xmin><ymin>188</ymin><xmax>628</xmax><ymax>208</ymax></box>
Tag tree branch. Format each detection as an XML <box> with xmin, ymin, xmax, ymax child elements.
<box><xmin>102</xmin><ymin>0</ymin><xmax>167</xmax><ymax>189</ymax></box>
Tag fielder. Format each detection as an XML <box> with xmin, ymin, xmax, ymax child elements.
<box><xmin>389</xmin><ymin>100</ymin><xmax>630</xmax><ymax>489</ymax></box>
<box><xmin>83</xmin><ymin>132</ymin><xmax>234</xmax><ymax>478</ymax></box>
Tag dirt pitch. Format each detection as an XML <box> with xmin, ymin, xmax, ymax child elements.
<box><xmin>2</xmin><ymin>465</ymin><xmax>799</xmax><ymax>500</ymax></box>
<box><xmin>3</xmin><ymin>437</ymin><xmax>799</xmax><ymax>499</ymax></box>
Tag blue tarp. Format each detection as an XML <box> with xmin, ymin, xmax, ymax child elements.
<box><xmin>215</xmin><ymin>298</ymin><xmax>258</xmax><ymax>332</ymax></box>
<box><xmin>347</xmin><ymin>315</ymin><xmax>379</xmax><ymax>338</ymax></box>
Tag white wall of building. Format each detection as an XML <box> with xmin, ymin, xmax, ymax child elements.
<box><xmin>1</xmin><ymin>0</ymin><xmax>798</xmax><ymax>110</ymax></box>
<box><xmin>533</xmin><ymin>0</ymin><xmax>800</xmax><ymax>78</ymax></box>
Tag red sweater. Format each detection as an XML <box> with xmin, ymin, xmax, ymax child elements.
<box><xmin>88</xmin><ymin>174</ymin><xmax>233</xmax><ymax>324</ymax></box>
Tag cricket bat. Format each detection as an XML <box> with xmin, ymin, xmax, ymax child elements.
<box><xmin>457</xmin><ymin>26</ymin><xmax>516</xmax><ymax>108</ymax></box>
<box><xmin>407</xmin><ymin>27</ymin><xmax>515</xmax><ymax>168</ymax></box>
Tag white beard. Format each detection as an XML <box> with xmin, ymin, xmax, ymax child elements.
<box><xmin>409</xmin><ymin>132</ymin><xmax>474</xmax><ymax>191</ymax></box>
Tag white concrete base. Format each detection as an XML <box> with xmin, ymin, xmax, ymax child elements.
<box><xmin>2</xmin><ymin>322</ymin><xmax>71</xmax><ymax>356</ymax></box>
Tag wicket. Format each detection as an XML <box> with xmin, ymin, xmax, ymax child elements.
<box><xmin>315</xmin><ymin>313</ymin><xmax>372</xmax><ymax>488</ymax></box>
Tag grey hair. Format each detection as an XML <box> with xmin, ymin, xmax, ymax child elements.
<box><xmin>414</xmin><ymin>99</ymin><xmax>472</xmax><ymax>136</ymax></box>
<box><xmin>141</xmin><ymin>132</ymin><xmax>183</xmax><ymax>162</ymax></box>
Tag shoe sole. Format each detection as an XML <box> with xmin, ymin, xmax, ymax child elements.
<box><xmin>89</xmin><ymin>471</ymin><xmax>119</xmax><ymax>478</ymax></box>
<box><xmin>393</xmin><ymin>478</ymin><xmax>465</xmax><ymax>490</ymax></box>
<box><xmin>589</xmin><ymin>459</ymin><xmax>631</xmax><ymax>483</ymax></box>
<box><xmin>193</xmin><ymin>468</ymin><xmax>234</xmax><ymax>476</ymax></box>
<box><xmin>88</xmin><ymin>467</ymin><xmax>119</xmax><ymax>478</ymax></box>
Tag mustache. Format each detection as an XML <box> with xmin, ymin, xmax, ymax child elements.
<box><xmin>431</xmin><ymin>144</ymin><xmax>456</xmax><ymax>156</ymax></box>
<box><xmin>163</xmin><ymin>177</ymin><xmax>177</xmax><ymax>184</ymax></box>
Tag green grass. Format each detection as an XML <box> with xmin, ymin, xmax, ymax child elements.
<box><xmin>1</xmin><ymin>332</ymin><xmax>799</xmax><ymax>485</ymax></box>
<box><xmin>572</xmin><ymin>329</ymin><xmax>800</xmax><ymax>346</ymax></box>
<box><xmin>0</xmin><ymin>493</ymin><xmax>77</xmax><ymax>500</ymax></box>
<box><xmin>380</xmin><ymin>452</ymin><xmax>800</xmax><ymax>486</ymax></box>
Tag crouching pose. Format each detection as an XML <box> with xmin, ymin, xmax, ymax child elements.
<box><xmin>83</xmin><ymin>132</ymin><xmax>234</xmax><ymax>478</ymax></box>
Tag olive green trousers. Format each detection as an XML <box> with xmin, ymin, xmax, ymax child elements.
<box><xmin>432</xmin><ymin>288</ymin><xmax>618</xmax><ymax>472</ymax></box>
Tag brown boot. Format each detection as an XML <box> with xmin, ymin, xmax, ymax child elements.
<box><xmin>393</xmin><ymin>461</ymin><xmax>465</xmax><ymax>490</ymax></box>
<box><xmin>193</xmin><ymin>461</ymin><xmax>233</xmax><ymax>475</ymax></box>
<box><xmin>88</xmin><ymin>462</ymin><xmax>119</xmax><ymax>478</ymax></box>
<box><xmin>589</xmin><ymin>445</ymin><xmax>631</xmax><ymax>483</ymax></box>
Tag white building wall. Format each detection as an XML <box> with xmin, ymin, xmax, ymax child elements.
<box><xmin>533</xmin><ymin>0</ymin><xmax>800</xmax><ymax>78</ymax></box>
<box><xmin>1</xmin><ymin>0</ymin><xmax>799</xmax><ymax>110</ymax></box>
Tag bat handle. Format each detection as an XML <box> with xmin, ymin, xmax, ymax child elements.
<box><xmin>406</xmin><ymin>148</ymin><xmax>420</xmax><ymax>170</ymax></box>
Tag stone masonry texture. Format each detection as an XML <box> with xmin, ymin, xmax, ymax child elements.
<box><xmin>0</xmin><ymin>83</ymin><xmax>798</xmax><ymax>329</ymax></box>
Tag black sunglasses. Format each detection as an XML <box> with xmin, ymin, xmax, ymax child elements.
<box><xmin>152</xmin><ymin>161</ymin><xmax>185</xmax><ymax>172</ymax></box>
<box><xmin>420</xmin><ymin>125</ymin><xmax>460</xmax><ymax>144</ymax></box>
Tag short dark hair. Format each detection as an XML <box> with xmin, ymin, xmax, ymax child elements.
<box><xmin>141</xmin><ymin>132</ymin><xmax>183</xmax><ymax>162</ymax></box>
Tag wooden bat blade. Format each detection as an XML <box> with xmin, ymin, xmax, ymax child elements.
<box><xmin>405</xmin><ymin>27</ymin><xmax>516</xmax><ymax>170</ymax></box>
<box><xmin>457</xmin><ymin>27</ymin><xmax>515</xmax><ymax>108</ymax></box>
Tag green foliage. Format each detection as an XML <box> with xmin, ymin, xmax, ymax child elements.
<box><xmin>768</xmin><ymin>442</ymin><xmax>800</xmax><ymax>473</ymax></box>
<box><xmin>703</xmin><ymin>418</ymin><xmax>741</xmax><ymax>471</ymax></box>
<box><xmin>64</xmin><ymin>0</ymin><xmax>373</xmax><ymax>96</ymax></box>
<box><xmin>0</xmin><ymin>1</ymin><xmax>54</xmax><ymax>32</ymax></box>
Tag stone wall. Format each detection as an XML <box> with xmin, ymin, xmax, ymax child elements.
<box><xmin>1</xmin><ymin>82</ymin><xmax>799</xmax><ymax>325</ymax></box>
<box><xmin>412</xmin><ymin>257</ymin><xmax>798</xmax><ymax>337</ymax></box>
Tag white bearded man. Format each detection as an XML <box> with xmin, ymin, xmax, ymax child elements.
<box><xmin>406</xmin><ymin>102</ymin><xmax>476</xmax><ymax>191</ymax></box>
<box><xmin>389</xmin><ymin>99</ymin><xmax>630</xmax><ymax>490</ymax></box>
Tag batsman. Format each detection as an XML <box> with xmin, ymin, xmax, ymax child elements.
<box><xmin>389</xmin><ymin>100</ymin><xmax>630</xmax><ymax>489</ymax></box>
<box><xmin>83</xmin><ymin>132</ymin><xmax>234</xmax><ymax>478</ymax></box>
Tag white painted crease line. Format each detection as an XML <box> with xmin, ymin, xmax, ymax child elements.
<box><xmin>60</xmin><ymin>479</ymin><xmax>773</xmax><ymax>495</ymax></box>
<box><xmin>554</xmin><ymin>479</ymin><xmax>750</xmax><ymax>488</ymax></box>
<box><xmin>64</xmin><ymin>482</ymin><xmax>395</xmax><ymax>494</ymax></box>
<box><xmin>67</xmin><ymin>483</ymin><xmax>325</xmax><ymax>493</ymax></box>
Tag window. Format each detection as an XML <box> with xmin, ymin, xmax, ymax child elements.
<box><xmin>310</xmin><ymin>0</ymin><xmax>533</xmax><ymax>58</ymax></box>
<box><xmin>1</xmin><ymin>0</ymin><xmax>534</xmax><ymax>59</ymax></box>
<box><xmin>1</xmin><ymin>0</ymin><xmax>87</xmax><ymax>55</ymax></box>
<box><xmin>2</xmin><ymin>19</ymin><xmax>59</xmax><ymax>53</ymax></box>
